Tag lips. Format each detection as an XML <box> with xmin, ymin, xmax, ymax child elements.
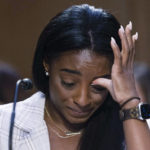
<box><xmin>66</xmin><ymin>106</ymin><xmax>93</xmax><ymax>118</ymax></box>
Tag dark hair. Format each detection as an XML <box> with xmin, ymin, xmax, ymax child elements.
<box><xmin>32</xmin><ymin>4</ymin><xmax>124</xmax><ymax>150</ymax></box>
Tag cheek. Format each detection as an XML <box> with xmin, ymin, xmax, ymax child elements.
<box><xmin>49</xmin><ymin>79</ymin><xmax>70</xmax><ymax>106</ymax></box>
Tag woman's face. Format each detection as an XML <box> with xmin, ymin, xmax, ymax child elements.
<box><xmin>47</xmin><ymin>50</ymin><xmax>112</xmax><ymax>125</ymax></box>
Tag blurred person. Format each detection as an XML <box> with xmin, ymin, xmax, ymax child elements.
<box><xmin>134</xmin><ymin>62</ymin><xmax>150</xmax><ymax>127</ymax></box>
<box><xmin>134</xmin><ymin>62</ymin><xmax>150</xmax><ymax>104</ymax></box>
<box><xmin>0</xmin><ymin>62</ymin><xmax>31</xmax><ymax>104</ymax></box>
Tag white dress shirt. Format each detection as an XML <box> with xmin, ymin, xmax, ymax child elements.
<box><xmin>0</xmin><ymin>92</ymin><xmax>50</xmax><ymax>150</ymax></box>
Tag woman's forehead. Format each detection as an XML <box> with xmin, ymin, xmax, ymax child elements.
<box><xmin>51</xmin><ymin>50</ymin><xmax>112</xmax><ymax>74</ymax></box>
<box><xmin>55</xmin><ymin>49</ymin><xmax>110</xmax><ymax>62</ymax></box>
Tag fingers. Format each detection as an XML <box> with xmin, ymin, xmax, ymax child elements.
<box><xmin>125</xmin><ymin>21</ymin><xmax>133</xmax><ymax>50</ymax></box>
<box><xmin>112</xmin><ymin>22</ymin><xmax>138</xmax><ymax>69</ymax></box>
<box><xmin>132</xmin><ymin>32</ymin><xmax>138</xmax><ymax>42</ymax></box>
<box><xmin>119</xmin><ymin>25</ymin><xmax>130</xmax><ymax>67</ymax></box>
<box><xmin>92</xmin><ymin>78</ymin><xmax>112</xmax><ymax>92</ymax></box>
<box><xmin>131</xmin><ymin>32</ymin><xmax>138</xmax><ymax>65</ymax></box>
<box><xmin>125</xmin><ymin>21</ymin><xmax>134</xmax><ymax>68</ymax></box>
<box><xmin>92</xmin><ymin>78</ymin><xmax>116</xmax><ymax>100</ymax></box>
<box><xmin>111</xmin><ymin>37</ymin><xmax>122</xmax><ymax>69</ymax></box>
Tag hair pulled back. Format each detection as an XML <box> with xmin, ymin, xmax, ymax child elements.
<box><xmin>32</xmin><ymin>4</ymin><xmax>121</xmax><ymax>96</ymax></box>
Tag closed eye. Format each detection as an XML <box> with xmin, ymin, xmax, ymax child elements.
<box><xmin>91</xmin><ymin>85</ymin><xmax>106</xmax><ymax>93</ymax></box>
<box><xmin>61</xmin><ymin>80</ymin><xmax>75</xmax><ymax>88</ymax></box>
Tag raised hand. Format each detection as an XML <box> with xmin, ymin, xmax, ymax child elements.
<box><xmin>93</xmin><ymin>21</ymin><xmax>139</xmax><ymax>107</ymax></box>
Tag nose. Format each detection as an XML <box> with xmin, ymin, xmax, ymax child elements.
<box><xmin>73</xmin><ymin>86</ymin><xmax>91</xmax><ymax>109</ymax></box>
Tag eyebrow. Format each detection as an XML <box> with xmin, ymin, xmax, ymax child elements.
<box><xmin>60</xmin><ymin>68</ymin><xmax>82</xmax><ymax>75</ymax></box>
<box><xmin>60</xmin><ymin>68</ymin><xmax>111</xmax><ymax>79</ymax></box>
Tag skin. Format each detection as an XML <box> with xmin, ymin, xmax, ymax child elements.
<box><xmin>44</xmin><ymin>50</ymin><xmax>112</xmax><ymax>150</ymax></box>
<box><xmin>44</xmin><ymin>22</ymin><xmax>150</xmax><ymax>150</ymax></box>
<box><xmin>45</xmin><ymin>50</ymin><xmax>111</xmax><ymax>127</ymax></box>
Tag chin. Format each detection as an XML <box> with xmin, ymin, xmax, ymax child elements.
<box><xmin>67</xmin><ymin>116</ymin><xmax>89</xmax><ymax>124</ymax></box>
<box><xmin>63</xmin><ymin>110</ymin><xmax>94</xmax><ymax>125</ymax></box>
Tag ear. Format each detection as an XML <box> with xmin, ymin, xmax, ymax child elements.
<box><xmin>43</xmin><ymin>61</ymin><xmax>49</xmax><ymax>72</ymax></box>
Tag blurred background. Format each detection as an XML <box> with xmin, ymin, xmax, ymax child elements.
<box><xmin>0</xmin><ymin>0</ymin><xmax>149</xmax><ymax>82</ymax></box>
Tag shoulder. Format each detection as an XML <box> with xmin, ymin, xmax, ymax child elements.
<box><xmin>0</xmin><ymin>92</ymin><xmax>51</xmax><ymax>149</ymax></box>
<box><xmin>0</xmin><ymin>91</ymin><xmax>46</xmax><ymax>132</ymax></box>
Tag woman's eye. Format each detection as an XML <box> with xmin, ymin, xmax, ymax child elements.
<box><xmin>91</xmin><ymin>85</ymin><xmax>106</xmax><ymax>93</ymax></box>
<box><xmin>61</xmin><ymin>80</ymin><xmax>75</xmax><ymax>88</ymax></box>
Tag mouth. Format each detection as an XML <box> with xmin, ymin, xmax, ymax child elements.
<box><xmin>66</xmin><ymin>106</ymin><xmax>93</xmax><ymax>118</ymax></box>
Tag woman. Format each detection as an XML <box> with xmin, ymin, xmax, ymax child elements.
<box><xmin>0</xmin><ymin>4</ymin><xmax>150</xmax><ymax>150</ymax></box>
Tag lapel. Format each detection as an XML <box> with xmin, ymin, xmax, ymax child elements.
<box><xmin>14</xmin><ymin>91</ymin><xmax>46</xmax><ymax>131</ymax></box>
<box><xmin>0</xmin><ymin>92</ymin><xmax>50</xmax><ymax>150</ymax></box>
<box><xmin>13</xmin><ymin>92</ymin><xmax>50</xmax><ymax>150</ymax></box>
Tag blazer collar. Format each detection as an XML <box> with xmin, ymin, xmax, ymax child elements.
<box><xmin>14</xmin><ymin>91</ymin><xmax>46</xmax><ymax>132</ymax></box>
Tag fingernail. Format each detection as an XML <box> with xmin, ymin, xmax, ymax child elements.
<box><xmin>91</xmin><ymin>83</ymin><xmax>95</xmax><ymax>86</ymax></box>
<box><xmin>128</xmin><ymin>21</ymin><xmax>132</xmax><ymax>30</ymax></box>
<box><xmin>111</xmin><ymin>37</ymin><xmax>116</xmax><ymax>44</ymax></box>
<box><xmin>135</xmin><ymin>32</ymin><xmax>138</xmax><ymax>40</ymax></box>
<box><xmin>91</xmin><ymin>82</ymin><xmax>96</xmax><ymax>86</ymax></box>
<box><xmin>120</xmin><ymin>25</ymin><xmax>124</xmax><ymax>33</ymax></box>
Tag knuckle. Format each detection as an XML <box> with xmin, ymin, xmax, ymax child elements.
<box><xmin>130</xmin><ymin>46</ymin><xmax>134</xmax><ymax>51</ymax></box>
<box><xmin>116</xmin><ymin>53</ymin><xmax>122</xmax><ymax>60</ymax></box>
<box><xmin>126</xmin><ymin>48</ymin><xmax>130</xmax><ymax>53</ymax></box>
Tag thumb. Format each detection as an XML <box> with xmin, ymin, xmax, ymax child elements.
<box><xmin>92</xmin><ymin>78</ymin><xmax>116</xmax><ymax>100</ymax></box>
<box><xmin>92</xmin><ymin>78</ymin><xmax>113</xmax><ymax>93</ymax></box>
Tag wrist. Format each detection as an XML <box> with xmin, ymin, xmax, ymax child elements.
<box><xmin>121</xmin><ymin>99</ymin><xmax>140</xmax><ymax>109</ymax></box>
<box><xmin>119</xmin><ymin>97</ymin><xmax>141</xmax><ymax>109</ymax></box>
<box><xmin>120</xmin><ymin>102</ymin><xmax>150</xmax><ymax>121</ymax></box>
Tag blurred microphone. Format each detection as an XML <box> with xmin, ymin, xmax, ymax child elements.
<box><xmin>9</xmin><ymin>78</ymin><xmax>33</xmax><ymax>150</ymax></box>
<box><xmin>20</xmin><ymin>78</ymin><xmax>33</xmax><ymax>90</ymax></box>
